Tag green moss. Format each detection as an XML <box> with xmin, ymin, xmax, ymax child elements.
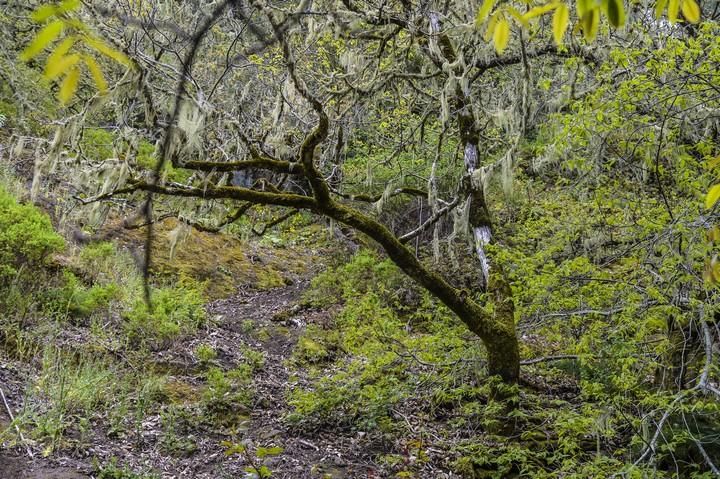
<box><xmin>135</xmin><ymin>140</ymin><xmax>192</xmax><ymax>184</ymax></box>
<box><xmin>194</xmin><ymin>343</ymin><xmax>217</xmax><ymax>364</ymax></box>
<box><xmin>255</xmin><ymin>267</ymin><xmax>285</xmax><ymax>289</ymax></box>
<box><xmin>294</xmin><ymin>326</ymin><xmax>342</xmax><ymax>364</ymax></box>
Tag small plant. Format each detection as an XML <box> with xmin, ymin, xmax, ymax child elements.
<box><xmin>58</xmin><ymin>271</ymin><xmax>121</xmax><ymax>318</ymax></box>
<box><xmin>123</xmin><ymin>276</ymin><xmax>206</xmax><ymax>345</ymax></box>
<box><xmin>194</xmin><ymin>343</ymin><xmax>217</xmax><ymax>364</ymax></box>
<box><xmin>222</xmin><ymin>440</ymin><xmax>283</xmax><ymax>478</ymax></box>
<box><xmin>293</xmin><ymin>326</ymin><xmax>341</xmax><ymax>364</ymax></box>
<box><xmin>240</xmin><ymin>345</ymin><xmax>265</xmax><ymax>371</ymax></box>
<box><xmin>202</xmin><ymin>366</ymin><xmax>253</xmax><ymax>428</ymax></box>
<box><xmin>93</xmin><ymin>457</ymin><xmax>159</xmax><ymax>479</ymax></box>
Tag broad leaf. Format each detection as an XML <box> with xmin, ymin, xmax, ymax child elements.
<box><xmin>58</xmin><ymin>66</ymin><xmax>80</xmax><ymax>104</ymax></box>
<box><xmin>20</xmin><ymin>20</ymin><xmax>64</xmax><ymax>61</ymax></box>
<box><xmin>553</xmin><ymin>4</ymin><xmax>570</xmax><ymax>45</ymax></box>
<box><xmin>83</xmin><ymin>55</ymin><xmax>108</xmax><ymax>93</ymax></box>
<box><xmin>706</xmin><ymin>183</ymin><xmax>720</xmax><ymax>210</ymax></box>
<box><xmin>476</xmin><ymin>0</ymin><xmax>496</xmax><ymax>25</ymax></box>
<box><xmin>680</xmin><ymin>0</ymin><xmax>700</xmax><ymax>22</ymax></box>
<box><xmin>606</xmin><ymin>0</ymin><xmax>626</xmax><ymax>28</ymax></box>
<box><xmin>45</xmin><ymin>53</ymin><xmax>80</xmax><ymax>80</ymax></box>
<box><xmin>493</xmin><ymin>17</ymin><xmax>510</xmax><ymax>54</ymax></box>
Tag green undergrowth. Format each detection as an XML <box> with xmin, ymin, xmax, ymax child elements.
<box><xmin>0</xmin><ymin>182</ymin><xmax>269</xmax><ymax>468</ymax></box>
<box><xmin>286</xmin><ymin>250</ymin><xmax>717</xmax><ymax>478</ymax></box>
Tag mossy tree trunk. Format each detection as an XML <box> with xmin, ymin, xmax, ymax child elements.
<box><xmin>105</xmin><ymin>8</ymin><xmax>522</xmax><ymax>386</ymax></box>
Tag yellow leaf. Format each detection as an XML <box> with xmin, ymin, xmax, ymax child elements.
<box><xmin>85</xmin><ymin>36</ymin><xmax>132</xmax><ymax>68</ymax></box>
<box><xmin>507</xmin><ymin>7</ymin><xmax>529</xmax><ymax>27</ymax></box>
<box><xmin>606</xmin><ymin>0</ymin><xmax>626</xmax><ymax>27</ymax></box>
<box><xmin>476</xmin><ymin>0</ymin><xmax>496</xmax><ymax>25</ymax></box>
<box><xmin>668</xmin><ymin>0</ymin><xmax>680</xmax><ymax>22</ymax></box>
<box><xmin>45</xmin><ymin>37</ymin><xmax>76</xmax><ymax>76</ymax></box>
<box><xmin>31</xmin><ymin>5</ymin><xmax>58</xmax><ymax>23</ymax></box>
<box><xmin>493</xmin><ymin>17</ymin><xmax>510</xmax><ymax>54</ymax></box>
<box><xmin>45</xmin><ymin>53</ymin><xmax>80</xmax><ymax>80</ymax></box>
<box><xmin>582</xmin><ymin>9</ymin><xmax>599</xmax><ymax>41</ymax></box>
<box><xmin>655</xmin><ymin>0</ymin><xmax>669</xmax><ymax>18</ymax></box>
<box><xmin>681</xmin><ymin>0</ymin><xmax>700</xmax><ymax>22</ymax></box>
<box><xmin>484</xmin><ymin>11</ymin><xmax>500</xmax><ymax>41</ymax></box>
<box><xmin>58</xmin><ymin>66</ymin><xmax>80</xmax><ymax>105</ymax></box>
<box><xmin>59</xmin><ymin>0</ymin><xmax>81</xmax><ymax>13</ymax></box>
<box><xmin>83</xmin><ymin>55</ymin><xmax>108</xmax><ymax>93</ymax></box>
<box><xmin>20</xmin><ymin>20</ymin><xmax>64</xmax><ymax>62</ymax></box>
<box><xmin>553</xmin><ymin>4</ymin><xmax>570</xmax><ymax>44</ymax></box>
<box><xmin>523</xmin><ymin>2</ymin><xmax>559</xmax><ymax>21</ymax></box>
<box><xmin>577</xmin><ymin>0</ymin><xmax>592</xmax><ymax>18</ymax></box>
<box><xmin>706</xmin><ymin>184</ymin><xmax>720</xmax><ymax>209</ymax></box>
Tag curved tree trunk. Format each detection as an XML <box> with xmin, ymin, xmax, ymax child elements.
<box><xmin>325</xmin><ymin>202</ymin><xmax>521</xmax><ymax>384</ymax></box>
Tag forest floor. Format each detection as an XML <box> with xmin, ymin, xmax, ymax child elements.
<box><xmin>0</xmin><ymin>266</ymin><xmax>392</xmax><ymax>478</ymax></box>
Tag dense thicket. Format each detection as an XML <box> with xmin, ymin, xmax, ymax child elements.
<box><xmin>1</xmin><ymin>0</ymin><xmax>719</xmax><ymax>477</ymax></box>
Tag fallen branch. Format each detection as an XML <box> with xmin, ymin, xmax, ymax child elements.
<box><xmin>0</xmin><ymin>385</ymin><xmax>33</xmax><ymax>458</ymax></box>
<box><xmin>520</xmin><ymin>354</ymin><xmax>579</xmax><ymax>365</ymax></box>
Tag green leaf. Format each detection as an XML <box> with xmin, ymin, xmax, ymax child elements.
<box><xmin>484</xmin><ymin>11</ymin><xmax>500</xmax><ymax>41</ymax></box>
<box><xmin>44</xmin><ymin>36</ymin><xmax>76</xmax><ymax>77</ymax></box>
<box><xmin>59</xmin><ymin>0</ymin><xmax>81</xmax><ymax>13</ymax></box>
<box><xmin>31</xmin><ymin>5</ymin><xmax>59</xmax><ymax>23</ymax></box>
<box><xmin>476</xmin><ymin>0</ymin><xmax>496</xmax><ymax>25</ymax></box>
<box><xmin>706</xmin><ymin>184</ymin><xmax>720</xmax><ymax>209</ymax></box>
<box><xmin>523</xmin><ymin>2</ymin><xmax>559</xmax><ymax>21</ymax></box>
<box><xmin>654</xmin><ymin>0</ymin><xmax>669</xmax><ymax>18</ymax></box>
<box><xmin>58</xmin><ymin>66</ymin><xmax>80</xmax><ymax>104</ymax></box>
<box><xmin>581</xmin><ymin>9</ymin><xmax>599</xmax><ymax>41</ymax></box>
<box><xmin>84</xmin><ymin>36</ymin><xmax>132</xmax><ymax>67</ymax></box>
<box><xmin>20</xmin><ymin>20</ymin><xmax>64</xmax><ymax>62</ymax></box>
<box><xmin>45</xmin><ymin>53</ymin><xmax>80</xmax><ymax>80</ymax></box>
<box><xmin>493</xmin><ymin>17</ymin><xmax>510</xmax><ymax>54</ymax></box>
<box><xmin>83</xmin><ymin>55</ymin><xmax>108</xmax><ymax>93</ymax></box>
<box><xmin>577</xmin><ymin>0</ymin><xmax>592</xmax><ymax>18</ymax></box>
<box><xmin>668</xmin><ymin>0</ymin><xmax>680</xmax><ymax>22</ymax></box>
<box><xmin>553</xmin><ymin>4</ymin><xmax>570</xmax><ymax>45</ymax></box>
<box><xmin>680</xmin><ymin>0</ymin><xmax>700</xmax><ymax>22</ymax></box>
<box><xmin>507</xmin><ymin>7</ymin><xmax>529</xmax><ymax>27</ymax></box>
<box><xmin>256</xmin><ymin>446</ymin><xmax>284</xmax><ymax>458</ymax></box>
<box><xmin>606</xmin><ymin>0</ymin><xmax>625</xmax><ymax>28</ymax></box>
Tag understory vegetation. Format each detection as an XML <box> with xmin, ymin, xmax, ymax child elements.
<box><xmin>1</xmin><ymin>0</ymin><xmax>720</xmax><ymax>478</ymax></box>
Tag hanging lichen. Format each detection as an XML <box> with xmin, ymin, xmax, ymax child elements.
<box><xmin>168</xmin><ymin>220</ymin><xmax>192</xmax><ymax>260</ymax></box>
<box><xmin>374</xmin><ymin>180</ymin><xmax>395</xmax><ymax>214</ymax></box>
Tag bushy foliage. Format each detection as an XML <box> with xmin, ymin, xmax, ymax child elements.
<box><xmin>123</xmin><ymin>277</ymin><xmax>206</xmax><ymax>345</ymax></box>
<box><xmin>0</xmin><ymin>187</ymin><xmax>64</xmax><ymax>280</ymax></box>
<box><xmin>57</xmin><ymin>271</ymin><xmax>121</xmax><ymax>317</ymax></box>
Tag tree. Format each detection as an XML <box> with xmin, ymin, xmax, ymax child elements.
<box><xmin>18</xmin><ymin>0</ymin><xmax>704</xmax><ymax>388</ymax></box>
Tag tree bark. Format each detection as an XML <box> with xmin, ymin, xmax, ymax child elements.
<box><xmin>324</xmin><ymin>202</ymin><xmax>520</xmax><ymax>384</ymax></box>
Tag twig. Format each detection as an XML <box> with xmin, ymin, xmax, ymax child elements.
<box><xmin>0</xmin><ymin>385</ymin><xmax>33</xmax><ymax>458</ymax></box>
<box><xmin>520</xmin><ymin>354</ymin><xmax>579</xmax><ymax>365</ymax></box>
<box><xmin>695</xmin><ymin>439</ymin><xmax>720</xmax><ymax>476</ymax></box>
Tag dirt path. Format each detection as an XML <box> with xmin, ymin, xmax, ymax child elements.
<box><xmin>1</xmin><ymin>281</ymin><xmax>381</xmax><ymax>479</ymax></box>
<box><xmin>205</xmin><ymin>283</ymin><xmax>380</xmax><ymax>478</ymax></box>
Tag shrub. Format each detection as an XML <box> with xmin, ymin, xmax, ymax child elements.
<box><xmin>123</xmin><ymin>277</ymin><xmax>206</xmax><ymax>345</ymax></box>
<box><xmin>58</xmin><ymin>271</ymin><xmax>121</xmax><ymax>318</ymax></box>
<box><xmin>0</xmin><ymin>188</ymin><xmax>64</xmax><ymax>281</ymax></box>
<box><xmin>194</xmin><ymin>343</ymin><xmax>217</xmax><ymax>364</ymax></box>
